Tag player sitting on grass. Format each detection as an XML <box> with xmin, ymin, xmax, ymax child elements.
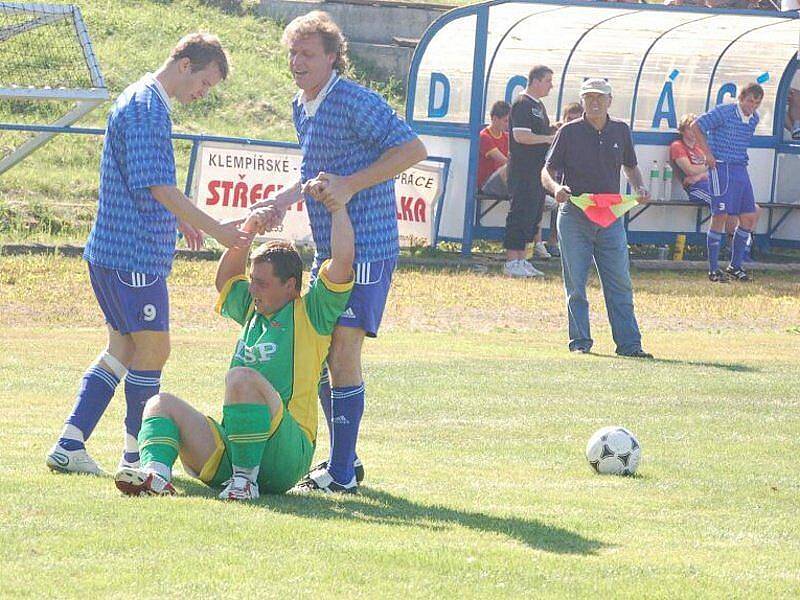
<box><xmin>115</xmin><ymin>188</ymin><xmax>354</xmax><ymax>500</ymax></box>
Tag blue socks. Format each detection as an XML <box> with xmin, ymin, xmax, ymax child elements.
<box><xmin>731</xmin><ymin>227</ymin><xmax>752</xmax><ymax>269</ymax></box>
<box><xmin>319</xmin><ymin>369</ymin><xmax>333</xmax><ymax>438</ymax></box>
<box><xmin>707</xmin><ymin>230</ymin><xmax>723</xmax><ymax>273</ymax></box>
<box><xmin>124</xmin><ymin>369</ymin><xmax>161</xmax><ymax>463</ymax></box>
<box><xmin>327</xmin><ymin>383</ymin><xmax>365</xmax><ymax>485</ymax></box>
<box><xmin>60</xmin><ymin>365</ymin><xmax>121</xmax><ymax>449</ymax></box>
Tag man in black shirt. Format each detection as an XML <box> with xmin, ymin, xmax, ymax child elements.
<box><xmin>542</xmin><ymin>78</ymin><xmax>652</xmax><ymax>358</ymax></box>
<box><xmin>502</xmin><ymin>65</ymin><xmax>556</xmax><ymax>278</ymax></box>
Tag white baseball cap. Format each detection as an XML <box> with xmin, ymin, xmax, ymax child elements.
<box><xmin>580</xmin><ymin>78</ymin><xmax>612</xmax><ymax>96</ymax></box>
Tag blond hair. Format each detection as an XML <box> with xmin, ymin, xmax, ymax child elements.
<box><xmin>678</xmin><ymin>113</ymin><xmax>696</xmax><ymax>134</ymax></box>
<box><xmin>281</xmin><ymin>11</ymin><xmax>349</xmax><ymax>73</ymax></box>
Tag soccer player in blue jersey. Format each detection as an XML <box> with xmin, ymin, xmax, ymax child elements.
<box><xmin>46</xmin><ymin>34</ymin><xmax>253</xmax><ymax>476</ymax></box>
<box><xmin>253</xmin><ymin>11</ymin><xmax>427</xmax><ymax>493</ymax></box>
<box><xmin>690</xmin><ymin>83</ymin><xmax>764</xmax><ymax>282</ymax></box>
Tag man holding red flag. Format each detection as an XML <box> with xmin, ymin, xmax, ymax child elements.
<box><xmin>542</xmin><ymin>78</ymin><xmax>652</xmax><ymax>358</ymax></box>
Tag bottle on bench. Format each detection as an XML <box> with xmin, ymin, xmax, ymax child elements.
<box><xmin>662</xmin><ymin>163</ymin><xmax>673</xmax><ymax>202</ymax></box>
<box><xmin>649</xmin><ymin>160</ymin><xmax>661</xmax><ymax>200</ymax></box>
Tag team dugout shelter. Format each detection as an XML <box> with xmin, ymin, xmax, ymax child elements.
<box><xmin>406</xmin><ymin>0</ymin><xmax>800</xmax><ymax>253</ymax></box>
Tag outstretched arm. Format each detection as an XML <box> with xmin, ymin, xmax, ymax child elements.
<box><xmin>314</xmin><ymin>137</ymin><xmax>428</xmax><ymax>212</ymax></box>
<box><xmin>214</xmin><ymin>211</ymin><xmax>263</xmax><ymax>292</ymax></box>
<box><xmin>326</xmin><ymin>206</ymin><xmax>355</xmax><ymax>285</ymax></box>
<box><xmin>151</xmin><ymin>185</ymin><xmax>253</xmax><ymax>249</ymax></box>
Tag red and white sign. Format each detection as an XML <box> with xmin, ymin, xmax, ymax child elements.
<box><xmin>191</xmin><ymin>141</ymin><xmax>446</xmax><ymax>245</ymax></box>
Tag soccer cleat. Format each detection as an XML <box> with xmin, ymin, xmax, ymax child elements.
<box><xmin>520</xmin><ymin>260</ymin><xmax>545</xmax><ymax>277</ymax></box>
<box><xmin>502</xmin><ymin>260</ymin><xmax>531</xmax><ymax>278</ymax></box>
<box><xmin>289</xmin><ymin>469</ymin><xmax>357</xmax><ymax>495</ymax></box>
<box><xmin>792</xmin><ymin>127</ymin><xmax>800</xmax><ymax>141</ymax></box>
<box><xmin>725</xmin><ymin>265</ymin><xmax>751</xmax><ymax>281</ymax></box>
<box><xmin>115</xmin><ymin>467</ymin><xmax>176</xmax><ymax>496</ymax></box>
<box><xmin>306</xmin><ymin>458</ymin><xmax>365</xmax><ymax>484</ymax></box>
<box><xmin>708</xmin><ymin>269</ymin><xmax>730</xmax><ymax>283</ymax></box>
<box><xmin>218</xmin><ymin>475</ymin><xmax>259</xmax><ymax>501</ymax></box>
<box><xmin>46</xmin><ymin>444</ymin><xmax>105</xmax><ymax>476</ymax></box>
<box><xmin>532</xmin><ymin>242</ymin><xmax>552</xmax><ymax>259</ymax></box>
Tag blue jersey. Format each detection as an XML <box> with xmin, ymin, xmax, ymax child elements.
<box><xmin>84</xmin><ymin>74</ymin><xmax>179</xmax><ymax>277</ymax></box>
<box><xmin>292</xmin><ymin>76</ymin><xmax>417</xmax><ymax>263</ymax></box>
<box><xmin>695</xmin><ymin>103</ymin><xmax>759</xmax><ymax>166</ymax></box>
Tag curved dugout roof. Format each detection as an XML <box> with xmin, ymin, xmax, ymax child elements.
<box><xmin>408</xmin><ymin>0</ymin><xmax>800</xmax><ymax>138</ymax></box>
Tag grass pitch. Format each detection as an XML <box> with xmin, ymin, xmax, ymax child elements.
<box><xmin>1</xmin><ymin>255</ymin><xmax>799</xmax><ymax>597</ymax></box>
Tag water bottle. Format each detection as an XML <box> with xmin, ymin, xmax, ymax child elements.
<box><xmin>662</xmin><ymin>163</ymin><xmax>673</xmax><ymax>201</ymax></box>
<box><xmin>649</xmin><ymin>160</ymin><xmax>661</xmax><ymax>199</ymax></box>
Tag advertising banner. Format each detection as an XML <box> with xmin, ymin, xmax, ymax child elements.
<box><xmin>191</xmin><ymin>140</ymin><xmax>447</xmax><ymax>246</ymax></box>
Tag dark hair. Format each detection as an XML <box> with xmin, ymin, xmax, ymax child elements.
<box><xmin>528</xmin><ymin>65</ymin><xmax>553</xmax><ymax>85</ymax></box>
<box><xmin>490</xmin><ymin>100</ymin><xmax>511</xmax><ymax>119</ymax></box>
<box><xmin>561</xmin><ymin>102</ymin><xmax>582</xmax><ymax>121</ymax></box>
<box><xmin>738</xmin><ymin>82</ymin><xmax>764</xmax><ymax>101</ymax></box>
<box><xmin>282</xmin><ymin>10</ymin><xmax>349</xmax><ymax>73</ymax></box>
<box><xmin>250</xmin><ymin>241</ymin><xmax>303</xmax><ymax>292</ymax></box>
<box><xmin>171</xmin><ymin>33</ymin><xmax>229</xmax><ymax>80</ymax></box>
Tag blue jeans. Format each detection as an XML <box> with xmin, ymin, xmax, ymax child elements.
<box><xmin>556</xmin><ymin>203</ymin><xmax>643</xmax><ymax>354</ymax></box>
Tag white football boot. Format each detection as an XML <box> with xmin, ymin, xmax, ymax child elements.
<box><xmin>115</xmin><ymin>467</ymin><xmax>176</xmax><ymax>496</ymax></box>
<box><xmin>46</xmin><ymin>444</ymin><xmax>105</xmax><ymax>476</ymax></box>
<box><xmin>219</xmin><ymin>475</ymin><xmax>260</xmax><ymax>501</ymax></box>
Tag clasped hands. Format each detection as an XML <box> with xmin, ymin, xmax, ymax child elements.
<box><xmin>243</xmin><ymin>172</ymin><xmax>351</xmax><ymax>235</ymax></box>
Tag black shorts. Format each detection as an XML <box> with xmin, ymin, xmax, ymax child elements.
<box><xmin>503</xmin><ymin>175</ymin><xmax>545</xmax><ymax>251</ymax></box>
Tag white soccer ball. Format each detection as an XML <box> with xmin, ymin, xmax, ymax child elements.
<box><xmin>586</xmin><ymin>426</ymin><xmax>641</xmax><ymax>475</ymax></box>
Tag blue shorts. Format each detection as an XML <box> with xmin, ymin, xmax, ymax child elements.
<box><xmin>88</xmin><ymin>263</ymin><xmax>170</xmax><ymax>335</ymax></box>
<box><xmin>707</xmin><ymin>163</ymin><xmax>756</xmax><ymax>216</ymax></box>
<box><xmin>310</xmin><ymin>257</ymin><xmax>396</xmax><ymax>338</ymax></box>
<box><xmin>686</xmin><ymin>180</ymin><xmax>712</xmax><ymax>205</ymax></box>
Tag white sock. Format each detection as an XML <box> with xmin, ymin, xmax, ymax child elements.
<box><xmin>124</xmin><ymin>432</ymin><xmax>139</xmax><ymax>454</ymax></box>
<box><xmin>59</xmin><ymin>423</ymin><xmax>85</xmax><ymax>443</ymax></box>
<box><xmin>144</xmin><ymin>461</ymin><xmax>171</xmax><ymax>482</ymax></box>
<box><xmin>233</xmin><ymin>465</ymin><xmax>259</xmax><ymax>483</ymax></box>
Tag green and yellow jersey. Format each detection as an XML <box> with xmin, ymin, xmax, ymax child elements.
<box><xmin>215</xmin><ymin>260</ymin><xmax>353</xmax><ymax>443</ymax></box>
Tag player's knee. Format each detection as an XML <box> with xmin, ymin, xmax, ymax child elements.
<box><xmin>143</xmin><ymin>392</ymin><xmax>179</xmax><ymax>418</ymax></box>
<box><xmin>225</xmin><ymin>367</ymin><xmax>262</xmax><ymax>400</ymax></box>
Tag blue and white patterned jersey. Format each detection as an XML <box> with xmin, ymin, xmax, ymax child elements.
<box><xmin>84</xmin><ymin>74</ymin><xmax>178</xmax><ymax>277</ymax></box>
<box><xmin>696</xmin><ymin>103</ymin><xmax>759</xmax><ymax>166</ymax></box>
<box><xmin>292</xmin><ymin>76</ymin><xmax>417</xmax><ymax>263</ymax></box>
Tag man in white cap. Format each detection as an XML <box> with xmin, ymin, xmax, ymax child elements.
<box><xmin>541</xmin><ymin>78</ymin><xmax>653</xmax><ymax>358</ymax></box>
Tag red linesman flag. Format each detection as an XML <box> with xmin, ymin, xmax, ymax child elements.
<box><xmin>570</xmin><ymin>194</ymin><xmax>640</xmax><ymax>228</ymax></box>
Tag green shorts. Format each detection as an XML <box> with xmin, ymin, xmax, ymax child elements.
<box><xmin>196</xmin><ymin>405</ymin><xmax>314</xmax><ymax>494</ymax></box>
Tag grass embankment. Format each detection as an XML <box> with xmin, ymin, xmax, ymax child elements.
<box><xmin>0</xmin><ymin>0</ymin><xmax>402</xmax><ymax>242</ymax></box>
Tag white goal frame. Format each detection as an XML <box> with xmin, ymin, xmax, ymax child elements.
<box><xmin>0</xmin><ymin>2</ymin><xmax>109</xmax><ymax>174</ymax></box>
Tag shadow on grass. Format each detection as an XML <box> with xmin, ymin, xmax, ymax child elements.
<box><xmin>586</xmin><ymin>352</ymin><xmax>757</xmax><ymax>373</ymax></box>
<box><xmin>177</xmin><ymin>479</ymin><xmax>604</xmax><ymax>555</ymax></box>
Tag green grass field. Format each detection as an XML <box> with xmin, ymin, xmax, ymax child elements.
<box><xmin>1</xmin><ymin>254</ymin><xmax>799</xmax><ymax>597</ymax></box>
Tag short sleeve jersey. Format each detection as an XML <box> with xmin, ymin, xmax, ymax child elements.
<box><xmin>292</xmin><ymin>76</ymin><xmax>418</xmax><ymax>263</ymax></box>
<box><xmin>477</xmin><ymin>127</ymin><xmax>509</xmax><ymax>189</ymax></box>
<box><xmin>216</xmin><ymin>261</ymin><xmax>353</xmax><ymax>443</ymax></box>
<box><xmin>669</xmin><ymin>139</ymin><xmax>708</xmax><ymax>186</ymax></box>
<box><xmin>84</xmin><ymin>74</ymin><xmax>178</xmax><ymax>277</ymax></box>
<box><xmin>509</xmin><ymin>93</ymin><xmax>551</xmax><ymax>179</ymax></box>
<box><xmin>695</xmin><ymin>103</ymin><xmax>759</xmax><ymax>166</ymax></box>
<box><xmin>545</xmin><ymin>116</ymin><xmax>637</xmax><ymax>196</ymax></box>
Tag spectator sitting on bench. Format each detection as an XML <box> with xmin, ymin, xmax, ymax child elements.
<box><xmin>670</xmin><ymin>113</ymin><xmax>711</xmax><ymax>205</ymax></box>
<box><xmin>477</xmin><ymin>100</ymin><xmax>511</xmax><ymax>197</ymax></box>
